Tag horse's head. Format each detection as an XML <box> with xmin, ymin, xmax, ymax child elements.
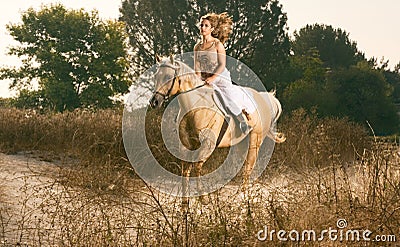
<box><xmin>150</xmin><ymin>55</ymin><xmax>181</xmax><ymax>108</ymax></box>
<box><xmin>150</xmin><ymin>55</ymin><xmax>203</xmax><ymax>108</ymax></box>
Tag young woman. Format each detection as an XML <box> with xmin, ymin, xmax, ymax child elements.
<box><xmin>194</xmin><ymin>12</ymin><xmax>250</xmax><ymax>134</ymax></box>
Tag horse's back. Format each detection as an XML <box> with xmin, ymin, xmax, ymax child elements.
<box><xmin>177</xmin><ymin>86</ymin><xmax>276</xmax><ymax>148</ymax></box>
<box><xmin>243</xmin><ymin>88</ymin><xmax>275</xmax><ymax>137</ymax></box>
<box><xmin>217</xmin><ymin>88</ymin><xmax>277</xmax><ymax>146</ymax></box>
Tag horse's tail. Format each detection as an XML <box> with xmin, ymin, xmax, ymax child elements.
<box><xmin>262</xmin><ymin>90</ymin><xmax>286</xmax><ymax>143</ymax></box>
<box><xmin>273</xmin><ymin>132</ymin><xmax>286</xmax><ymax>143</ymax></box>
<box><xmin>266</xmin><ymin>130</ymin><xmax>286</xmax><ymax>143</ymax></box>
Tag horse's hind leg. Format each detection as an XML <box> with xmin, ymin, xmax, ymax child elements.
<box><xmin>242</xmin><ymin>133</ymin><xmax>263</xmax><ymax>191</ymax></box>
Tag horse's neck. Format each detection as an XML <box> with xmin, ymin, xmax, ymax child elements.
<box><xmin>178</xmin><ymin>78</ymin><xmax>202</xmax><ymax>110</ymax></box>
<box><xmin>178</xmin><ymin>63</ymin><xmax>203</xmax><ymax>91</ymax></box>
<box><xmin>176</xmin><ymin>62</ymin><xmax>207</xmax><ymax>110</ymax></box>
<box><xmin>180</xmin><ymin>77</ymin><xmax>202</xmax><ymax>91</ymax></box>
<box><xmin>178</xmin><ymin>81</ymin><xmax>210</xmax><ymax>113</ymax></box>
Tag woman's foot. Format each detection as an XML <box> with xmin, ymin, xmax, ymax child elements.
<box><xmin>235</xmin><ymin>113</ymin><xmax>251</xmax><ymax>134</ymax></box>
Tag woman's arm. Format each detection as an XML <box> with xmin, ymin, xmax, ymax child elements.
<box><xmin>205</xmin><ymin>40</ymin><xmax>226</xmax><ymax>84</ymax></box>
<box><xmin>193</xmin><ymin>44</ymin><xmax>201</xmax><ymax>78</ymax></box>
<box><xmin>214</xmin><ymin>41</ymin><xmax>226</xmax><ymax>75</ymax></box>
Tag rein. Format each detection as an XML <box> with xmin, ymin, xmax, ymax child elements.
<box><xmin>176</xmin><ymin>83</ymin><xmax>206</xmax><ymax>96</ymax></box>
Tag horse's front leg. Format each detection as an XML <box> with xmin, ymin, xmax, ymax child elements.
<box><xmin>193</xmin><ymin>128</ymin><xmax>218</xmax><ymax>204</ymax></box>
<box><xmin>242</xmin><ymin>132</ymin><xmax>263</xmax><ymax>191</ymax></box>
<box><xmin>181</xmin><ymin>161</ymin><xmax>192</xmax><ymax>205</ymax></box>
<box><xmin>193</xmin><ymin>161</ymin><xmax>211</xmax><ymax>204</ymax></box>
<box><xmin>180</xmin><ymin>161</ymin><xmax>192</xmax><ymax>245</ymax></box>
<box><xmin>193</xmin><ymin>162</ymin><xmax>204</xmax><ymax>191</ymax></box>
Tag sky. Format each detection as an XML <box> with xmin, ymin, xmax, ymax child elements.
<box><xmin>0</xmin><ymin>0</ymin><xmax>399</xmax><ymax>98</ymax></box>
<box><xmin>280</xmin><ymin>0</ymin><xmax>400</xmax><ymax>67</ymax></box>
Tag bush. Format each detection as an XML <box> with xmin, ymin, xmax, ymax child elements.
<box><xmin>270</xmin><ymin>108</ymin><xmax>370</xmax><ymax>172</ymax></box>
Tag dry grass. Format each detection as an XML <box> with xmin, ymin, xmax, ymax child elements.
<box><xmin>0</xmin><ymin>108</ymin><xmax>124</xmax><ymax>158</ymax></box>
<box><xmin>0</xmin><ymin>107</ymin><xmax>399</xmax><ymax>246</ymax></box>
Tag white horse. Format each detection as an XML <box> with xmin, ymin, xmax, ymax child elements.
<box><xmin>150</xmin><ymin>55</ymin><xmax>285</xmax><ymax>193</ymax></box>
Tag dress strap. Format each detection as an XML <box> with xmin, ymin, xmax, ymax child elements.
<box><xmin>198</xmin><ymin>39</ymin><xmax>218</xmax><ymax>51</ymax></box>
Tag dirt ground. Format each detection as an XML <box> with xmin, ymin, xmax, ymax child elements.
<box><xmin>1</xmin><ymin>148</ymin><xmax>399</xmax><ymax>246</ymax></box>
<box><xmin>0</xmin><ymin>152</ymin><xmax>62</xmax><ymax>246</ymax></box>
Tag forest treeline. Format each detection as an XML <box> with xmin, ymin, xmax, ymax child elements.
<box><xmin>0</xmin><ymin>1</ymin><xmax>399</xmax><ymax>135</ymax></box>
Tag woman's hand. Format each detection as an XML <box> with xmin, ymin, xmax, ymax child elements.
<box><xmin>204</xmin><ymin>75</ymin><xmax>217</xmax><ymax>85</ymax></box>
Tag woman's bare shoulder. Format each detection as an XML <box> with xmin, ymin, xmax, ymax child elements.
<box><xmin>213</xmin><ymin>38</ymin><xmax>221</xmax><ymax>44</ymax></box>
<box><xmin>214</xmin><ymin>38</ymin><xmax>225</xmax><ymax>51</ymax></box>
<box><xmin>194</xmin><ymin>41</ymin><xmax>202</xmax><ymax>51</ymax></box>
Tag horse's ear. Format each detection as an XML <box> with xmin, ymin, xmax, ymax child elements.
<box><xmin>169</xmin><ymin>54</ymin><xmax>174</xmax><ymax>64</ymax></box>
<box><xmin>155</xmin><ymin>54</ymin><xmax>161</xmax><ymax>63</ymax></box>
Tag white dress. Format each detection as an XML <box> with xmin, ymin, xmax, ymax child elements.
<box><xmin>195</xmin><ymin>40</ymin><xmax>242</xmax><ymax>116</ymax></box>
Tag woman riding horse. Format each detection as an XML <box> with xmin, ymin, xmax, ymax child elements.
<box><xmin>148</xmin><ymin>13</ymin><xmax>285</xmax><ymax>196</ymax></box>
<box><xmin>194</xmin><ymin>12</ymin><xmax>251</xmax><ymax>134</ymax></box>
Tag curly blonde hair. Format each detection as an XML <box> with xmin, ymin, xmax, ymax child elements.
<box><xmin>199</xmin><ymin>12</ymin><xmax>233</xmax><ymax>44</ymax></box>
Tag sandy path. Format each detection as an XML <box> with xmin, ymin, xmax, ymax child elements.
<box><xmin>0</xmin><ymin>152</ymin><xmax>61</xmax><ymax>246</ymax></box>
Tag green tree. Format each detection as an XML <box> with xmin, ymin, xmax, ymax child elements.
<box><xmin>234</xmin><ymin>0</ymin><xmax>290</xmax><ymax>88</ymax></box>
<box><xmin>292</xmin><ymin>24</ymin><xmax>365</xmax><ymax>69</ymax></box>
<box><xmin>9</xmin><ymin>89</ymin><xmax>50</xmax><ymax>111</ymax></box>
<box><xmin>327</xmin><ymin>62</ymin><xmax>399</xmax><ymax>135</ymax></box>
<box><xmin>284</xmin><ymin>28</ymin><xmax>399</xmax><ymax>135</ymax></box>
<box><xmin>381</xmin><ymin>62</ymin><xmax>400</xmax><ymax>104</ymax></box>
<box><xmin>0</xmin><ymin>4</ymin><xmax>130</xmax><ymax>111</ymax></box>
<box><xmin>283</xmin><ymin>52</ymin><xmax>330</xmax><ymax>112</ymax></box>
<box><xmin>119</xmin><ymin>0</ymin><xmax>290</xmax><ymax>89</ymax></box>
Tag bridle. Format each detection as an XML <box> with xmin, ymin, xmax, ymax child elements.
<box><xmin>153</xmin><ymin>62</ymin><xmax>206</xmax><ymax>103</ymax></box>
<box><xmin>153</xmin><ymin>63</ymin><xmax>180</xmax><ymax>102</ymax></box>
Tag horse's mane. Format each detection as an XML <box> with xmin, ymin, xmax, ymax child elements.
<box><xmin>181</xmin><ymin>62</ymin><xmax>204</xmax><ymax>87</ymax></box>
<box><xmin>161</xmin><ymin>58</ymin><xmax>203</xmax><ymax>88</ymax></box>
